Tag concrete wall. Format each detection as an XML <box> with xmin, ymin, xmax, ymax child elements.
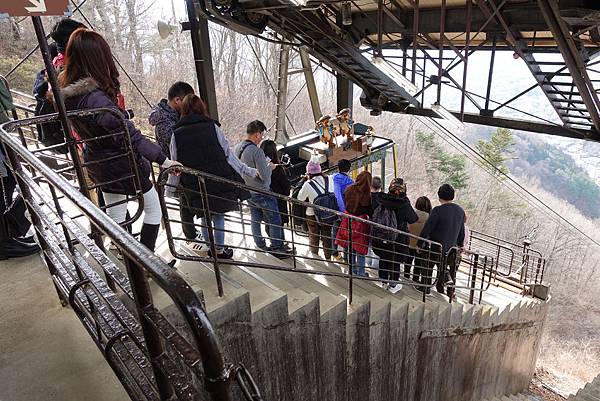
<box><xmin>202</xmin><ymin>293</ymin><xmax>549</xmax><ymax>401</ymax></box>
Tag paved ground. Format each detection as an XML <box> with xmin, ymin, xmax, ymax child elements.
<box><xmin>0</xmin><ymin>253</ymin><xmax>127</xmax><ymax>401</ymax></box>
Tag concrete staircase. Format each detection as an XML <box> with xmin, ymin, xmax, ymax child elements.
<box><xmin>568</xmin><ymin>374</ymin><xmax>600</xmax><ymax>400</ymax></box>
<box><xmin>155</xmin><ymin>241</ymin><xmax>550</xmax><ymax>401</ymax></box>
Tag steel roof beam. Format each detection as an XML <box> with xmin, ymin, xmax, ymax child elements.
<box><xmin>404</xmin><ymin>107</ymin><xmax>599</xmax><ymax>141</ymax></box>
<box><xmin>538</xmin><ymin>0</ymin><xmax>600</xmax><ymax>133</ymax></box>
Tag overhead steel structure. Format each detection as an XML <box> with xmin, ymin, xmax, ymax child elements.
<box><xmin>185</xmin><ymin>0</ymin><xmax>600</xmax><ymax>141</ymax></box>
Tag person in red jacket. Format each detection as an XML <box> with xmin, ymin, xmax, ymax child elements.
<box><xmin>336</xmin><ymin>171</ymin><xmax>372</xmax><ymax>276</ymax></box>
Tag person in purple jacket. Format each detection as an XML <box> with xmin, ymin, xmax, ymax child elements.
<box><xmin>58</xmin><ymin>29</ymin><xmax>180</xmax><ymax>255</ymax></box>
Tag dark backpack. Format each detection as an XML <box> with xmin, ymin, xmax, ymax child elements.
<box><xmin>371</xmin><ymin>205</ymin><xmax>398</xmax><ymax>242</ymax></box>
<box><xmin>33</xmin><ymin>70</ymin><xmax>68</xmax><ymax>154</ymax></box>
<box><xmin>308</xmin><ymin>178</ymin><xmax>338</xmax><ymax>224</ymax></box>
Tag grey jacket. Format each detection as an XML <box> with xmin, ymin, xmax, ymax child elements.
<box><xmin>234</xmin><ymin>140</ymin><xmax>271</xmax><ymax>191</ymax></box>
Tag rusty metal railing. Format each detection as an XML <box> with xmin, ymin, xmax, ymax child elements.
<box><xmin>157</xmin><ymin>166</ymin><xmax>500</xmax><ymax>305</ymax></box>
<box><xmin>0</xmin><ymin>119</ymin><xmax>263</xmax><ymax>400</ymax></box>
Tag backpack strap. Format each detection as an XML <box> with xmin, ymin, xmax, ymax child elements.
<box><xmin>237</xmin><ymin>140</ymin><xmax>255</xmax><ymax>159</ymax></box>
<box><xmin>308</xmin><ymin>180</ymin><xmax>324</xmax><ymax>196</ymax></box>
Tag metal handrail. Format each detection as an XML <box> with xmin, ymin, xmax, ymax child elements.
<box><xmin>1</xmin><ymin>107</ymin><xmax>146</xmax><ymax>228</ymax></box>
<box><xmin>156</xmin><ymin>165</ymin><xmax>504</xmax><ymax>304</ymax></box>
<box><xmin>0</xmin><ymin>119</ymin><xmax>262</xmax><ymax>400</ymax></box>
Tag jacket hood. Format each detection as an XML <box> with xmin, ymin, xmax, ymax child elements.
<box><xmin>379</xmin><ymin>192</ymin><xmax>410</xmax><ymax>209</ymax></box>
<box><xmin>334</xmin><ymin>172</ymin><xmax>353</xmax><ymax>186</ymax></box>
<box><xmin>59</xmin><ymin>77</ymin><xmax>99</xmax><ymax>99</ymax></box>
<box><xmin>148</xmin><ymin>98</ymin><xmax>178</xmax><ymax>127</ymax></box>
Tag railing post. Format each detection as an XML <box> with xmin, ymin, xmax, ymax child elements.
<box><xmin>469</xmin><ymin>253</ymin><xmax>479</xmax><ymax>305</ymax></box>
<box><xmin>348</xmin><ymin>216</ymin><xmax>353</xmax><ymax>305</ymax></box>
<box><xmin>123</xmin><ymin>257</ymin><xmax>174</xmax><ymax>400</ymax></box>
<box><xmin>198</xmin><ymin>176</ymin><xmax>224</xmax><ymax>297</ymax></box>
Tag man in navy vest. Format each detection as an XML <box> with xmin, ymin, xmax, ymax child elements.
<box><xmin>235</xmin><ymin>121</ymin><xmax>293</xmax><ymax>259</ymax></box>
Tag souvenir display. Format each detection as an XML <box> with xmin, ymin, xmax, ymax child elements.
<box><xmin>316</xmin><ymin>115</ymin><xmax>334</xmax><ymax>145</ymax></box>
<box><xmin>337</xmin><ymin>108</ymin><xmax>354</xmax><ymax>140</ymax></box>
<box><xmin>365</xmin><ymin>126</ymin><xmax>375</xmax><ymax>148</ymax></box>
<box><xmin>303</xmin><ymin>110</ymin><xmax>376</xmax><ymax>166</ymax></box>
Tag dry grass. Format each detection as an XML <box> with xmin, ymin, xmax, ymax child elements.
<box><xmin>537</xmin><ymin>334</ymin><xmax>600</xmax><ymax>396</ymax></box>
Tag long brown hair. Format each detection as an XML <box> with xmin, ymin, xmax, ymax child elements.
<box><xmin>59</xmin><ymin>29</ymin><xmax>120</xmax><ymax>102</ymax></box>
<box><xmin>180</xmin><ymin>94</ymin><xmax>208</xmax><ymax>118</ymax></box>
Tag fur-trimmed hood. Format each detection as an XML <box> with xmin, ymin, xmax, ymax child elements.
<box><xmin>58</xmin><ymin>77</ymin><xmax>99</xmax><ymax>99</ymax></box>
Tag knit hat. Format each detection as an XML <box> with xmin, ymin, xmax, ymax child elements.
<box><xmin>389</xmin><ymin>178</ymin><xmax>407</xmax><ymax>196</ymax></box>
<box><xmin>306</xmin><ymin>154</ymin><xmax>322</xmax><ymax>175</ymax></box>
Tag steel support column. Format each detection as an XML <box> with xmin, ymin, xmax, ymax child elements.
<box><xmin>185</xmin><ymin>0</ymin><xmax>219</xmax><ymax>121</ymax></box>
<box><xmin>299</xmin><ymin>48</ymin><xmax>322</xmax><ymax>121</ymax></box>
<box><xmin>275</xmin><ymin>44</ymin><xmax>290</xmax><ymax>144</ymax></box>
<box><xmin>336</xmin><ymin>74</ymin><xmax>354</xmax><ymax>112</ymax></box>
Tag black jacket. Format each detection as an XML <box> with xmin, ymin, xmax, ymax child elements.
<box><xmin>174</xmin><ymin>113</ymin><xmax>247</xmax><ymax>214</ymax></box>
<box><xmin>270</xmin><ymin>165</ymin><xmax>291</xmax><ymax>224</ymax></box>
<box><xmin>418</xmin><ymin>202</ymin><xmax>465</xmax><ymax>254</ymax></box>
<box><xmin>373</xmin><ymin>193</ymin><xmax>418</xmax><ymax>244</ymax></box>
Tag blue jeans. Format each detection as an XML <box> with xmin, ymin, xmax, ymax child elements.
<box><xmin>249</xmin><ymin>193</ymin><xmax>283</xmax><ymax>250</ymax></box>
<box><xmin>331</xmin><ymin>217</ymin><xmax>341</xmax><ymax>256</ymax></box>
<box><xmin>201</xmin><ymin>213</ymin><xmax>225</xmax><ymax>249</ymax></box>
<box><xmin>346</xmin><ymin>247</ymin><xmax>366</xmax><ymax>276</ymax></box>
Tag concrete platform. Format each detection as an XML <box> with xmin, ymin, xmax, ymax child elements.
<box><xmin>0</xmin><ymin>253</ymin><xmax>127</xmax><ymax>401</ymax></box>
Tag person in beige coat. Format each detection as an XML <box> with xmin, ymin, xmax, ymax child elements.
<box><xmin>407</xmin><ymin>196</ymin><xmax>432</xmax><ymax>293</ymax></box>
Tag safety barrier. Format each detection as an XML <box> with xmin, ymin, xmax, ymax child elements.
<box><xmin>1</xmin><ymin>114</ymin><xmax>263</xmax><ymax>400</ymax></box>
<box><xmin>468</xmin><ymin>229</ymin><xmax>547</xmax><ymax>290</ymax></box>
<box><xmin>156</xmin><ymin>166</ymin><xmax>499</xmax><ymax>304</ymax></box>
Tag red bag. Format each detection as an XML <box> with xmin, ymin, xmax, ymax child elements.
<box><xmin>335</xmin><ymin>214</ymin><xmax>370</xmax><ymax>255</ymax></box>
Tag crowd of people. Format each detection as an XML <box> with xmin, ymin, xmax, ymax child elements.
<box><xmin>1</xmin><ymin>19</ymin><xmax>470</xmax><ymax>300</ymax></box>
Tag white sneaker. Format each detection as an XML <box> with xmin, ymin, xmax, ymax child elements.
<box><xmin>388</xmin><ymin>284</ymin><xmax>403</xmax><ymax>294</ymax></box>
<box><xmin>186</xmin><ymin>236</ymin><xmax>209</xmax><ymax>255</ymax></box>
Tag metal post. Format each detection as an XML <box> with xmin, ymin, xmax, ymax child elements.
<box><xmin>185</xmin><ymin>0</ymin><xmax>219</xmax><ymax>121</ymax></box>
<box><xmin>380</xmin><ymin>149</ymin><xmax>386</xmax><ymax>190</ymax></box>
<box><xmin>460</xmin><ymin>0</ymin><xmax>472</xmax><ymax>120</ymax></box>
<box><xmin>199</xmin><ymin>177</ymin><xmax>224</xmax><ymax>297</ymax></box>
<box><xmin>275</xmin><ymin>44</ymin><xmax>290</xmax><ymax>145</ymax></box>
<box><xmin>299</xmin><ymin>48</ymin><xmax>322</xmax><ymax>121</ymax></box>
<box><xmin>469</xmin><ymin>253</ymin><xmax>479</xmax><ymax>304</ymax></box>
<box><xmin>436</xmin><ymin>0</ymin><xmax>447</xmax><ymax>104</ymax></box>
<box><xmin>123</xmin><ymin>257</ymin><xmax>174</xmax><ymax>399</ymax></box>
<box><xmin>336</xmin><ymin>74</ymin><xmax>354</xmax><ymax>112</ymax></box>
<box><xmin>30</xmin><ymin>17</ymin><xmax>89</xmax><ymax>199</ymax></box>
<box><xmin>411</xmin><ymin>0</ymin><xmax>420</xmax><ymax>84</ymax></box>
<box><xmin>484</xmin><ymin>37</ymin><xmax>497</xmax><ymax>113</ymax></box>
<box><xmin>348</xmin><ymin>217</ymin><xmax>353</xmax><ymax>305</ymax></box>
<box><xmin>392</xmin><ymin>144</ymin><xmax>398</xmax><ymax>179</ymax></box>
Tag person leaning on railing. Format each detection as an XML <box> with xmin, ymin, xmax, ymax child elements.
<box><xmin>167</xmin><ymin>94</ymin><xmax>257</xmax><ymax>259</ymax></box>
<box><xmin>56</xmin><ymin>29</ymin><xmax>181</xmax><ymax>256</ymax></box>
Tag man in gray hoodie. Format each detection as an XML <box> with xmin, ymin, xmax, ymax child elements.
<box><xmin>235</xmin><ymin>121</ymin><xmax>293</xmax><ymax>259</ymax></box>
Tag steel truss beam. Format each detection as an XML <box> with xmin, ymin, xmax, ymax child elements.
<box><xmin>405</xmin><ymin>107</ymin><xmax>599</xmax><ymax>141</ymax></box>
<box><xmin>537</xmin><ymin>0</ymin><xmax>600</xmax><ymax>133</ymax></box>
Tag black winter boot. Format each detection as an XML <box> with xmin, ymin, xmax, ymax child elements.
<box><xmin>140</xmin><ymin>223</ymin><xmax>160</xmax><ymax>252</ymax></box>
